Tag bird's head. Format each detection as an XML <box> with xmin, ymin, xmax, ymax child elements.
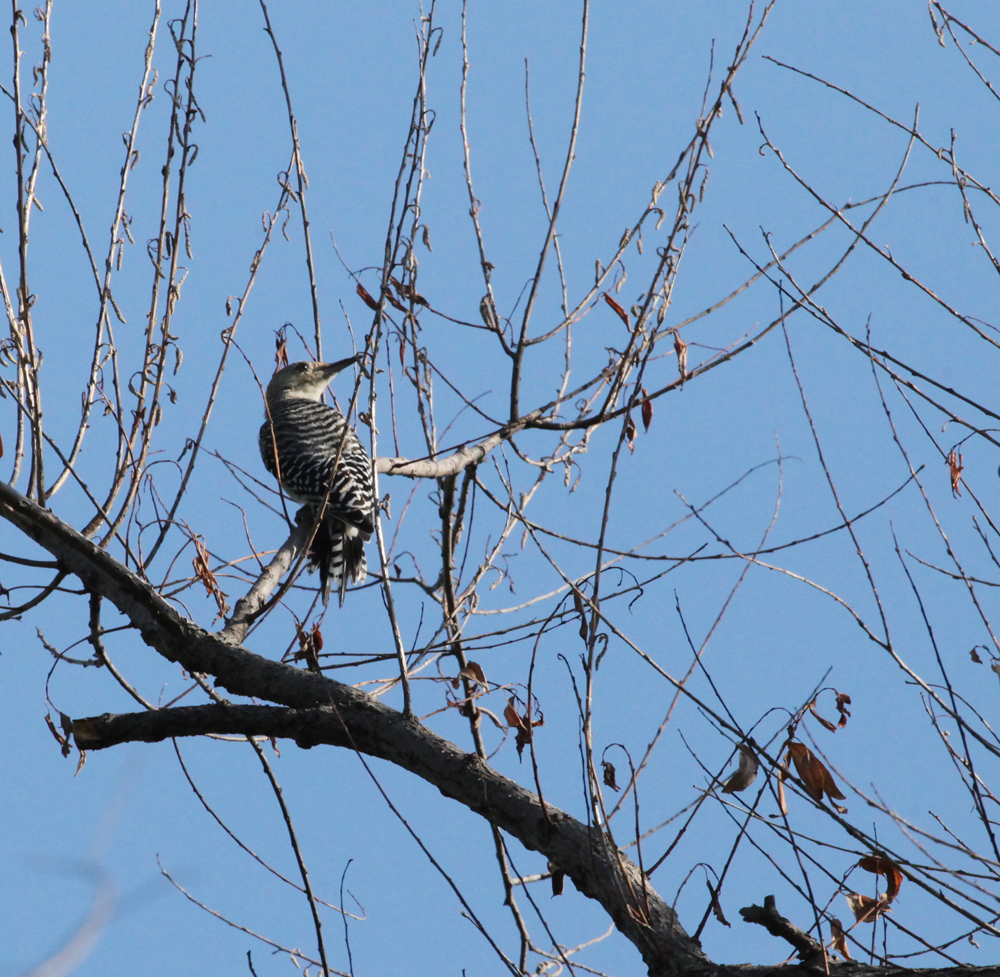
<box><xmin>265</xmin><ymin>356</ymin><xmax>361</xmax><ymax>403</ymax></box>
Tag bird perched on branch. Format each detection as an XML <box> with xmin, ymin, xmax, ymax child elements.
<box><xmin>259</xmin><ymin>356</ymin><xmax>374</xmax><ymax>606</ymax></box>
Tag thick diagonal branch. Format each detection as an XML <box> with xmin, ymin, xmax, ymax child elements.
<box><xmin>0</xmin><ymin>480</ymin><xmax>704</xmax><ymax>977</ymax></box>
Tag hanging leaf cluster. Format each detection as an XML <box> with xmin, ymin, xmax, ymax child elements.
<box><xmin>505</xmin><ymin>696</ymin><xmax>545</xmax><ymax>760</ymax></box>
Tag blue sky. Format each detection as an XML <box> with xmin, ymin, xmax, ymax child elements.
<box><xmin>4</xmin><ymin>2</ymin><xmax>1000</xmax><ymax>975</ymax></box>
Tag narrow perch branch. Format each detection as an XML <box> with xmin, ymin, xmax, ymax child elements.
<box><xmin>374</xmin><ymin>412</ymin><xmax>540</xmax><ymax>478</ymax></box>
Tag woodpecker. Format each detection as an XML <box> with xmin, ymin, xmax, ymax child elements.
<box><xmin>259</xmin><ymin>357</ymin><xmax>374</xmax><ymax>606</ymax></box>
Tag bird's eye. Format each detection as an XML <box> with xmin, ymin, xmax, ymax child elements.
<box><xmin>297</xmin><ymin>363</ymin><xmax>308</xmax><ymax>372</ymax></box>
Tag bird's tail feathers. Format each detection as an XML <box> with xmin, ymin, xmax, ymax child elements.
<box><xmin>306</xmin><ymin>509</ymin><xmax>368</xmax><ymax>607</ymax></box>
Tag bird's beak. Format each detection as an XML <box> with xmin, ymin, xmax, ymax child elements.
<box><xmin>321</xmin><ymin>354</ymin><xmax>362</xmax><ymax>378</ymax></box>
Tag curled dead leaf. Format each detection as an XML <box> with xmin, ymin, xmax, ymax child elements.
<box><xmin>294</xmin><ymin>621</ymin><xmax>321</xmax><ymax>672</ymax></box>
<box><xmin>458</xmin><ymin>661</ymin><xmax>487</xmax><ymax>690</ymax></box>
<box><xmin>45</xmin><ymin>712</ymin><xmax>72</xmax><ymax>758</ymax></box>
<box><xmin>835</xmin><ymin>692</ymin><xmax>851</xmax><ymax>728</ymax></box>
<box><xmin>504</xmin><ymin>697</ymin><xmax>522</xmax><ymax>729</ymax></box>
<box><xmin>674</xmin><ymin>331</ymin><xmax>688</xmax><ymax>383</ymax></box>
<box><xmin>970</xmin><ymin>647</ymin><xmax>983</xmax><ymax>664</ymax></box>
<box><xmin>845</xmin><ymin>891</ymin><xmax>890</xmax><ymax>924</ymax></box>
<box><xmin>505</xmin><ymin>697</ymin><xmax>544</xmax><ymax>760</ymax></box>
<box><xmin>274</xmin><ymin>333</ymin><xmax>288</xmax><ymax>370</ymax></box>
<box><xmin>706</xmin><ymin>881</ymin><xmax>730</xmax><ymax>927</ymax></box>
<box><xmin>829</xmin><ymin>918</ymin><xmax>851</xmax><ymax>961</ymax></box>
<box><xmin>192</xmin><ymin>534</ymin><xmax>229</xmax><ymax>618</ymax></box>
<box><xmin>602</xmin><ymin>760</ymin><xmax>620</xmax><ymax>792</ymax></box>
<box><xmin>947</xmin><ymin>450</ymin><xmax>964</xmax><ymax>497</ymax></box>
<box><xmin>808</xmin><ymin>698</ymin><xmax>837</xmax><ymax>732</ymax></box>
<box><xmin>721</xmin><ymin>744</ymin><xmax>758</xmax><ymax>793</ymax></box>
<box><xmin>858</xmin><ymin>853</ymin><xmax>903</xmax><ymax>903</ymax></box>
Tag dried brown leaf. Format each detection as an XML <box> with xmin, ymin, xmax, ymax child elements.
<box><xmin>641</xmin><ymin>389</ymin><xmax>653</xmax><ymax>432</ymax></box>
<box><xmin>819</xmin><ymin>762</ymin><xmax>847</xmax><ymax>812</ymax></box>
<box><xmin>507</xmin><ymin>700</ymin><xmax>544</xmax><ymax>760</ymax></box>
<box><xmin>947</xmin><ymin>450</ymin><xmax>964</xmax><ymax>497</ymax></box>
<box><xmin>274</xmin><ymin>333</ymin><xmax>288</xmax><ymax>370</ymax></box>
<box><xmin>970</xmin><ymin>647</ymin><xmax>983</xmax><ymax>664</ymax></box>
<box><xmin>602</xmin><ymin>760</ymin><xmax>620</xmax><ymax>792</ymax></box>
<box><xmin>625</xmin><ymin>414</ymin><xmax>636</xmax><ymax>454</ymax></box>
<box><xmin>604</xmin><ymin>291</ymin><xmax>630</xmax><ymax>328</ymax></box>
<box><xmin>45</xmin><ymin>712</ymin><xmax>72</xmax><ymax>758</ymax></box>
<box><xmin>845</xmin><ymin>892</ymin><xmax>889</xmax><ymax>924</ymax></box>
<box><xmin>356</xmin><ymin>282</ymin><xmax>378</xmax><ymax>311</ymax></box>
<box><xmin>295</xmin><ymin>621</ymin><xmax>321</xmax><ymax>672</ymax></box>
<box><xmin>776</xmin><ymin>761</ymin><xmax>788</xmax><ymax>816</ymax></box>
<box><xmin>787</xmin><ymin>741</ymin><xmax>846</xmax><ymax>808</ymax></box>
<box><xmin>829</xmin><ymin>918</ymin><xmax>851</xmax><ymax>960</ymax></box>
<box><xmin>389</xmin><ymin>275</ymin><xmax>428</xmax><ymax>307</ymax></box>
<box><xmin>458</xmin><ymin>661</ymin><xmax>487</xmax><ymax>690</ymax></box>
<box><xmin>858</xmin><ymin>853</ymin><xmax>903</xmax><ymax>903</ymax></box>
<box><xmin>515</xmin><ymin>724</ymin><xmax>532</xmax><ymax>759</ymax></box>
<box><xmin>504</xmin><ymin>697</ymin><xmax>523</xmax><ymax>730</ymax></box>
<box><xmin>721</xmin><ymin>744</ymin><xmax>758</xmax><ymax>793</ymax></box>
<box><xmin>706</xmin><ymin>881</ymin><xmax>730</xmax><ymax>927</ymax></box>
<box><xmin>786</xmin><ymin>741</ymin><xmax>824</xmax><ymax>802</ymax></box>
<box><xmin>383</xmin><ymin>286</ymin><xmax>407</xmax><ymax>312</ymax></box>
<box><xmin>192</xmin><ymin>534</ymin><xmax>229</xmax><ymax>618</ymax></box>
<box><xmin>674</xmin><ymin>331</ymin><xmax>688</xmax><ymax>383</ymax></box>
<box><xmin>808</xmin><ymin>698</ymin><xmax>838</xmax><ymax>732</ymax></box>
<box><xmin>836</xmin><ymin>692</ymin><xmax>852</xmax><ymax>727</ymax></box>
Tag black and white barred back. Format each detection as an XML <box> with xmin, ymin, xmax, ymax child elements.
<box><xmin>259</xmin><ymin>399</ymin><xmax>375</xmax><ymax>606</ymax></box>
